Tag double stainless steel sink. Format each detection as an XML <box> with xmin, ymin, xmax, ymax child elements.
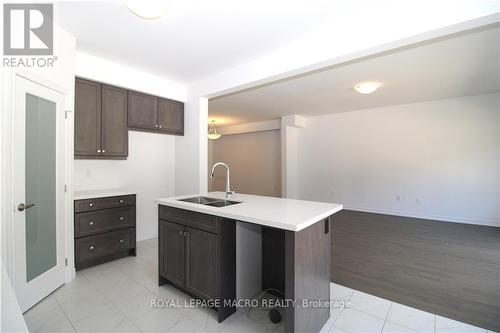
<box><xmin>178</xmin><ymin>196</ymin><xmax>241</xmax><ymax>207</ymax></box>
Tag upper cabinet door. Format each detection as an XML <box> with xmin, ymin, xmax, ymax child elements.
<box><xmin>101</xmin><ymin>85</ymin><xmax>128</xmax><ymax>158</ymax></box>
<box><xmin>127</xmin><ymin>90</ymin><xmax>157</xmax><ymax>131</ymax></box>
<box><xmin>157</xmin><ymin>98</ymin><xmax>184</xmax><ymax>135</ymax></box>
<box><xmin>75</xmin><ymin>79</ymin><xmax>101</xmax><ymax>157</ymax></box>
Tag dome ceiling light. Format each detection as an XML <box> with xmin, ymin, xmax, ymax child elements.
<box><xmin>122</xmin><ymin>0</ymin><xmax>169</xmax><ymax>19</ymax></box>
<box><xmin>353</xmin><ymin>82</ymin><xmax>381</xmax><ymax>94</ymax></box>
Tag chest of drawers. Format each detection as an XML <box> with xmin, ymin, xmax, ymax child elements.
<box><xmin>74</xmin><ymin>194</ymin><xmax>136</xmax><ymax>270</ymax></box>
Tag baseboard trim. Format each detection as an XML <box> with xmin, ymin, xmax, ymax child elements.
<box><xmin>342</xmin><ymin>205</ymin><xmax>499</xmax><ymax>228</ymax></box>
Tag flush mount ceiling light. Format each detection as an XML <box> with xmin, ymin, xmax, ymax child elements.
<box><xmin>353</xmin><ymin>82</ymin><xmax>381</xmax><ymax>94</ymax></box>
<box><xmin>122</xmin><ymin>0</ymin><xmax>169</xmax><ymax>19</ymax></box>
<box><xmin>208</xmin><ymin>120</ymin><xmax>221</xmax><ymax>140</ymax></box>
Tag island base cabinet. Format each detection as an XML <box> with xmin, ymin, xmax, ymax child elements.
<box><xmin>284</xmin><ymin>217</ymin><xmax>331</xmax><ymax>333</ymax></box>
<box><xmin>158</xmin><ymin>204</ymin><xmax>332</xmax><ymax>333</ymax></box>
<box><xmin>184</xmin><ymin>227</ymin><xmax>217</xmax><ymax>300</ymax></box>
<box><xmin>158</xmin><ymin>206</ymin><xmax>236</xmax><ymax>323</ymax></box>
<box><xmin>159</xmin><ymin>220</ymin><xmax>185</xmax><ymax>288</ymax></box>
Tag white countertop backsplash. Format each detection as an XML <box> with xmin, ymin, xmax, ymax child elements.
<box><xmin>155</xmin><ymin>191</ymin><xmax>343</xmax><ymax>232</ymax></box>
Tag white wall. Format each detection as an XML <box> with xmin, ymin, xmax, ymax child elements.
<box><xmin>73</xmin><ymin>132</ymin><xmax>176</xmax><ymax>241</ymax></box>
<box><xmin>297</xmin><ymin>93</ymin><xmax>500</xmax><ymax>227</ymax></box>
<box><xmin>74</xmin><ymin>52</ymin><xmax>187</xmax><ymax>241</ymax></box>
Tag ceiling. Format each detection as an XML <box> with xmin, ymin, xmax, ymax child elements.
<box><xmin>54</xmin><ymin>0</ymin><xmax>332</xmax><ymax>83</ymax></box>
<box><xmin>208</xmin><ymin>26</ymin><xmax>500</xmax><ymax>126</ymax></box>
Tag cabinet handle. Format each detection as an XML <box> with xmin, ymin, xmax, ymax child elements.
<box><xmin>89</xmin><ymin>246</ymin><xmax>94</xmax><ymax>251</ymax></box>
<box><xmin>89</xmin><ymin>221</ymin><xmax>95</xmax><ymax>226</ymax></box>
<box><xmin>179</xmin><ymin>230</ymin><xmax>183</xmax><ymax>236</ymax></box>
<box><xmin>97</xmin><ymin>149</ymin><xmax>101</xmax><ymax>153</ymax></box>
<box><xmin>155</xmin><ymin>124</ymin><xmax>159</xmax><ymax>128</ymax></box>
<box><xmin>119</xmin><ymin>216</ymin><xmax>124</xmax><ymax>221</ymax></box>
<box><xmin>119</xmin><ymin>239</ymin><xmax>124</xmax><ymax>243</ymax></box>
<box><xmin>183</xmin><ymin>231</ymin><xmax>188</xmax><ymax>237</ymax></box>
<box><xmin>89</xmin><ymin>202</ymin><xmax>94</xmax><ymax>207</ymax></box>
<box><xmin>102</xmin><ymin>149</ymin><xmax>106</xmax><ymax>153</ymax></box>
<box><xmin>158</xmin><ymin>125</ymin><xmax>162</xmax><ymax>129</ymax></box>
<box><xmin>119</xmin><ymin>199</ymin><xmax>124</xmax><ymax>204</ymax></box>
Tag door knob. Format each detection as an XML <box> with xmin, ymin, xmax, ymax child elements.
<box><xmin>17</xmin><ymin>203</ymin><xmax>35</xmax><ymax>212</ymax></box>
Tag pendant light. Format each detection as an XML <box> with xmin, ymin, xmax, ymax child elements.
<box><xmin>208</xmin><ymin>120</ymin><xmax>221</xmax><ymax>140</ymax></box>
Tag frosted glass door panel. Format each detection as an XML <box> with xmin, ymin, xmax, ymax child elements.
<box><xmin>25</xmin><ymin>93</ymin><xmax>57</xmax><ymax>282</ymax></box>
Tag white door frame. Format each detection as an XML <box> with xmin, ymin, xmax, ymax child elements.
<box><xmin>1</xmin><ymin>70</ymin><xmax>75</xmax><ymax>292</ymax></box>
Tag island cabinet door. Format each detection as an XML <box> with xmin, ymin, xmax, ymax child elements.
<box><xmin>184</xmin><ymin>227</ymin><xmax>217</xmax><ymax>301</ymax></box>
<box><xmin>159</xmin><ymin>220</ymin><xmax>185</xmax><ymax>288</ymax></box>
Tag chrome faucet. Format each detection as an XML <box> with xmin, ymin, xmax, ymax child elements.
<box><xmin>210</xmin><ymin>162</ymin><xmax>235</xmax><ymax>199</ymax></box>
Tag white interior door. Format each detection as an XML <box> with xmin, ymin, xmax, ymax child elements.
<box><xmin>12</xmin><ymin>75</ymin><xmax>67</xmax><ymax>312</ymax></box>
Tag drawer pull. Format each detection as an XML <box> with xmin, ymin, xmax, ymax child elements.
<box><xmin>89</xmin><ymin>221</ymin><xmax>95</xmax><ymax>226</ymax></box>
<box><xmin>119</xmin><ymin>199</ymin><xmax>124</xmax><ymax>204</ymax></box>
<box><xmin>89</xmin><ymin>202</ymin><xmax>93</xmax><ymax>207</ymax></box>
<box><xmin>119</xmin><ymin>216</ymin><xmax>124</xmax><ymax>221</ymax></box>
<box><xmin>89</xmin><ymin>246</ymin><xmax>94</xmax><ymax>251</ymax></box>
<box><xmin>119</xmin><ymin>239</ymin><xmax>124</xmax><ymax>243</ymax></box>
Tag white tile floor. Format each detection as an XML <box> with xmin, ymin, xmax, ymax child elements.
<box><xmin>24</xmin><ymin>238</ymin><xmax>495</xmax><ymax>333</ymax></box>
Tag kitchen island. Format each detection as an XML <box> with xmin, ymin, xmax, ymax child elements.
<box><xmin>155</xmin><ymin>192</ymin><xmax>343</xmax><ymax>333</ymax></box>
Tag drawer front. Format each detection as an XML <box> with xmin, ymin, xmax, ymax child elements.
<box><xmin>159</xmin><ymin>205</ymin><xmax>218</xmax><ymax>234</ymax></box>
<box><xmin>75</xmin><ymin>207</ymin><xmax>135</xmax><ymax>238</ymax></box>
<box><xmin>74</xmin><ymin>194</ymin><xmax>135</xmax><ymax>213</ymax></box>
<box><xmin>76</xmin><ymin>228</ymin><xmax>134</xmax><ymax>263</ymax></box>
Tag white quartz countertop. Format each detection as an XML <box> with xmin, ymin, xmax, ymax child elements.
<box><xmin>155</xmin><ymin>192</ymin><xmax>343</xmax><ymax>232</ymax></box>
<box><xmin>73</xmin><ymin>188</ymin><xmax>137</xmax><ymax>201</ymax></box>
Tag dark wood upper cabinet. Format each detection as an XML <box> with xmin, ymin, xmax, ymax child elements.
<box><xmin>75</xmin><ymin>79</ymin><xmax>128</xmax><ymax>159</ymax></box>
<box><xmin>157</xmin><ymin>98</ymin><xmax>184</xmax><ymax>135</ymax></box>
<box><xmin>101</xmin><ymin>85</ymin><xmax>128</xmax><ymax>157</ymax></box>
<box><xmin>75</xmin><ymin>77</ymin><xmax>184</xmax><ymax>159</ymax></box>
<box><xmin>75</xmin><ymin>78</ymin><xmax>101</xmax><ymax>157</ymax></box>
<box><xmin>127</xmin><ymin>91</ymin><xmax>158</xmax><ymax>131</ymax></box>
<box><xmin>128</xmin><ymin>91</ymin><xmax>184</xmax><ymax>135</ymax></box>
